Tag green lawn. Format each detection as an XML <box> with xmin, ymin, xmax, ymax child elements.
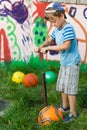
<box><xmin>0</xmin><ymin>61</ymin><xmax>87</xmax><ymax>130</ymax></box>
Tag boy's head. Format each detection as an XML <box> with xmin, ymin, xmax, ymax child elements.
<box><xmin>44</xmin><ymin>2</ymin><xmax>67</xmax><ymax>23</ymax></box>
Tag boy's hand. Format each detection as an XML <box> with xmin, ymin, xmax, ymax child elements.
<box><xmin>34</xmin><ymin>47</ymin><xmax>41</xmax><ymax>53</ymax></box>
<box><xmin>40</xmin><ymin>47</ymin><xmax>48</xmax><ymax>54</ymax></box>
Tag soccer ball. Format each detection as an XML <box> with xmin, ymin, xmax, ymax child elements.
<box><xmin>38</xmin><ymin>105</ymin><xmax>63</xmax><ymax>126</ymax></box>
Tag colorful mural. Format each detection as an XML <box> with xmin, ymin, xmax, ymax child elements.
<box><xmin>0</xmin><ymin>0</ymin><xmax>34</xmax><ymax>62</ymax></box>
<box><xmin>0</xmin><ymin>0</ymin><xmax>87</xmax><ymax>64</ymax></box>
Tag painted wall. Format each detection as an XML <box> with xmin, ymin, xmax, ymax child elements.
<box><xmin>0</xmin><ymin>0</ymin><xmax>87</xmax><ymax>63</ymax></box>
<box><xmin>0</xmin><ymin>0</ymin><xmax>34</xmax><ymax>62</ymax></box>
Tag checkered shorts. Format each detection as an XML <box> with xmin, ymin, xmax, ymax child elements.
<box><xmin>56</xmin><ymin>64</ymin><xmax>80</xmax><ymax>95</ymax></box>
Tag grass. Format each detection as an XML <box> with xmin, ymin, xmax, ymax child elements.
<box><xmin>0</xmin><ymin>61</ymin><xmax>87</xmax><ymax>130</ymax></box>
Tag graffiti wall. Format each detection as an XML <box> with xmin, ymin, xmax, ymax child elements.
<box><xmin>0</xmin><ymin>0</ymin><xmax>34</xmax><ymax>63</ymax></box>
<box><xmin>0</xmin><ymin>0</ymin><xmax>87</xmax><ymax>63</ymax></box>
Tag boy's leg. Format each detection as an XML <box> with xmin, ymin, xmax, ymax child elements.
<box><xmin>59</xmin><ymin>92</ymin><xmax>70</xmax><ymax>112</ymax></box>
<box><xmin>61</xmin><ymin>92</ymin><xmax>68</xmax><ymax>108</ymax></box>
<box><xmin>68</xmin><ymin>95</ymin><xmax>76</xmax><ymax>115</ymax></box>
<box><xmin>64</xmin><ymin>95</ymin><xmax>78</xmax><ymax>123</ymax></box>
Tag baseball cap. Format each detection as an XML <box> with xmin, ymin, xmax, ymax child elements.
<box><xmin>45</xmin><ymin>2</ymin><xmax>67</xmax><ymax>19</ymax></box>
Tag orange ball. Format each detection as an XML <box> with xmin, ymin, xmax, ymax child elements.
<box><xmin>23</xmin><ymin>73</ymin><xmax>38</xmax><ymax>87</ymax></box>
<box><xmin>38</xmin><ymin>105</ymin><xmax>63</xmax><ymax>126</ymax></box>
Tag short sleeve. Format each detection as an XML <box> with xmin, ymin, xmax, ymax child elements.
<box><xmin>50</xmin><ymin>28</ymin><xmax>56</xmax><ymax>40</ymax></box>
<box><xmin>63</xmin><ymin>25</ymin><xmax>75</xmax><ymax>42</ymax></box>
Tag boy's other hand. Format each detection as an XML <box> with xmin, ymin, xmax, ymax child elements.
<box><xmin>40</xmin><ymin>47</ymin><xmax>48</xmax><ymax>54</ymax></box>
<box><xmin>34</xmin><ymin>47</ymin><xmax>40</xmax><ymax>53</ymax></box>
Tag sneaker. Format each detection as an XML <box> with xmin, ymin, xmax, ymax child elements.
<box><xmin>64</xmin><ymin>113</ymin><xmax>79</xmax><ymax>123</ymax></box>
<box><xmin>58</xmin><ymin>105</ymin><xmax>70</xmax><ymax>112</ymax></box>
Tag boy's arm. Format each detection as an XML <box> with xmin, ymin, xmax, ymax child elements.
<box><xmin>40</xmin><ymin>40</ymin><xmax>70</xmax><ymax>53</ymax></box>
<box><xmin>34</xmin><ymin>37</ymin><xmax>53</xmax><ymax>53</ymax></box>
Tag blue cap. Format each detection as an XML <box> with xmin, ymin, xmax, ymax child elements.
<box><xmin>45</xmin><ymin>2</ymin><xmax>67</xmax><ymax>19</ymax></box>
<box><xmin>45</xmin><ymin>2</ymin><xmax>65</xmax><ymax>13</ymax></box>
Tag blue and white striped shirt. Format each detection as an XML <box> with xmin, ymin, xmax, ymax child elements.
<box><xmin>50</xmin><ymin>23</ymin><xmax>81</xmax><ymax>66</ymax></box>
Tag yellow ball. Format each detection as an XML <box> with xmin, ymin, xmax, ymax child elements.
<box><xmin>12</xmin><ymin>71</ymin><xmax>25</xmax><ymax>84</ymax></box>
<box><xmin>38</xmin><ymin>105</ymin><xmax>63</xmax><ymax>126</ymax></box>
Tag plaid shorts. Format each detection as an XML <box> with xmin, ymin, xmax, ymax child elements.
<box><xmin>56</xmin><ymin>64</ymin><xmax>80</xmax><ymax>95</ymax></box>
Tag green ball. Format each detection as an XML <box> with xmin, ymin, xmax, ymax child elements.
<box><xmin>45</xmin><ymin>71</ymin><xmax>57</xmax><ymax>83</ymax></box>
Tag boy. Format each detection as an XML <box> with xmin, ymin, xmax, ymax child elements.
<box><xmin>34</xmin><ymin>2</ymin><xmax>81</xmax><ymax>122</ymax></box>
